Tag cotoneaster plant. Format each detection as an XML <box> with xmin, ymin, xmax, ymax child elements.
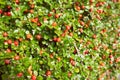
<box><xmin>0</xmin><ymin>0</ymin><xmax>120</xmax><ymax>80</ymax></box>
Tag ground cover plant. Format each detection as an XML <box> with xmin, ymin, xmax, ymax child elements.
<box><xmin>0</xmin><ymin>0</ymin><xmax>120</xmax><ymax>80</ymax></box>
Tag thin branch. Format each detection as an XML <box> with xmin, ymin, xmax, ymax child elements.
<box><xmin>73</xmin><ymin>42</ymin><xmax>80</xmax><ymax>54</ymax></box>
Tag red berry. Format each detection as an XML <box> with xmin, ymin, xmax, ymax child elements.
<box><xmin>45</xmin><ymin>70</ymin><xmax>51</xmax><ymax>76</ymax></box>
<box><xmin>52</xmin><ymin>22</ymin><xmax>57</xmax><ymax>27</ymax></box>
<box><xmin>70</xmin><ymin>58</ymin><xmax>75</xmax><ymax>66</ymax></box>
<box><xmin>81</xmin><ymin>5</ymin><xmax>85</xmax><ymax>9</ymax></box>
<box><xmin>96</xmin><ymin>3</ymin><xmax>99</xmax><ymax>7</ymax></box>
<box><xmin>66</xmin><ymin>25</ymin><xmax>71</xmax><ymax>30</ymax></box>
<box><xmin>31</xmin><ymin>17</ymin><xmax>39</xmax><ymax>23</ymax></box>
<box><xmin>93</xmin><ymin>46</ymin><xmax>98</xmax><ymax>50</ymax></box>
<box><xmin>7</xmin><ymin>39</ymin><xmax>12</xmax><ymax>44</ymax></box>
<box><xmin>34</xmin><ymin>17</ymin><xmax>39</xmax><ymax>22</ymax></box>
<box><xmin>14</xmin><ymin>55</ymin><xmax>20</xmax><ymax>60</ymax></box>
<box><xmin>99</xmin><ymin>2</ymin><xmax>103</xmax><ymax>6</ymax></box>
<box><xmin>4</xmin><ymin>12</ymin><xmax>7</xmax><ymax>16</ymax></box>
<box><xmin>107</xmin><ymin>5</ymin><xmax>111</xmax><ymax>9</ymax></box>
<box><xmin>109</xmin><ymin>60</ymin><xmax>113</xmax><ymax>64</ymax></box>
<box><xmin>101</xmin><ymin>29</ymin><xmax>107</xmax><ymax>33</ymax></box>
<box><xmin>79</xmin><ymin>14</ymin><xmax>83</xmax><ymax>18</ymax></box>
<box><xmin>0</xmin><ymin>9</ymin><xmax>3</xmax><ymax>14</ymax></box>
<box><xmin>48</xmin><ymin>13</ymin><xmax>52</xmax><ymax>17</ymax></box>
<box><xmin>61</xmin><ymin>33</ymin><xmax>66</xmax><ymax>37</ymax></box>
<box><xmin>68</xmin><ymin>72</ymin><xmax>72</xmax><ymax>77</ymax></box>
<box><xmin>97</xmin><ymin>9</ymin><xmax>103</xmax><ymax>14</ymax></box>
<box><xmin>79</xmin><ymin>28</ymin><xmax>83</xmax><ymax>33</ymax></box>
<box><xmin>75</xmin><ymin>2</ymin><xmax>79</xmax><ymax>6</ymax></box>
<box><xmin>3</xmin><ymin>32</ymin><xmax>8</xmax><ymax>37</ymax></box>
<box><xmin>6</xmin><ymin>48</ymin><xmax>11</xmax><ymax>53</ymax></box>
<box><xmin>4</xmin><ymin>59</ymin><xmax>10</xmax><ymax>65</ymax></box>
<box><xmin>73</xmin><ymin>50</ymin><xmax>77</xmax><ymax>54</ymax></box>
<box><xmin>92</xmin><ymin>34</ymin><xmax>97</xmax><ymax>39</ymax></box>
<box><xmin>31</xmin><ymin>75</ymin><xmax>36</xmax><ymax>80</ymax></box>
<box><xmin>26</xmin><ymin>34</ymin><xmax>32</xmax><ymax>39</ymax></box>
<box><xmin>56</xmin><ymin>37</ymin><xmax>61</xmax><ymax>42</ymax></box>
<box><xmin>7</xmin><ymin>5</ymin><xmax>11</xmax><ymax>10</ymax></box>
<box><xmin>64</xmin><ymin>29</ymin><xmax>68</xmax><ymax>34</ymax></box>
<box><xmin>88</xmin><ymin>66</ymin><xmax>92</xmax><ymax>70</ymax></box>
<box><xmin>84</xmin><ymin>50</ymin><xmax>89</xmax><ymax>54</ymax></box>
<box><xmin>118</xmin><ymin>33</ymin><xmax>120</xmax><ymax>37</ymax></box>
<box><xmin>75</xmin><ymin>6</ymin><xmax>80</xmax><ymax>11</ymax></box>
<box><xmin>14</xmin><ymin>40</ymin><xmax>19</xmax><ymax>46</ymax></box>
<box><xmin>100</xmin><ymin>62</ymin><xmax>105</xmax><ymax>66</ymax></box>
<box><xmin>53</xmin><ymin>37</ymin><xmax>57</xmax><ymax>42</ymax></box>
<box><xmin>17</xmin><ymin>72</ymin><xmax>23</xmax><ymax>77</ymax></box>
<box><xmin>69</xmin><ymin>32</ymin><xmax>73</xmax><ymax>36</ymax></box>
<box><xmin>52</xmin><ymin>9</ymin><xmax>56</xmax><ymax>13</ymax></box>
<box><xmin>24</xmin><ymin>10</ymin><xmax>29</xmax><ymax>14</ymax></box>
<box><xmin>7</xmin><ymin>12</ymin><xmax>11</xmax><ymax>16</ymax></box>
<box><xmin>15</xmin><ymin>8</ymin><xmax>20</xmax><ymax>11</ymax></box>
<box><xmin>50</xmin><ymin>53</ymin><xmax>54</xmax><ymax>58</ymax></box>
<box><xmin>15</xmin><ymin>0</ymin><xmax>20</xmax><ymax>4</ymax></box>
<box><xmin>29</xmin><ymin>9</ymin><xmax>34</xmax><ymax>14</ymax></box>
<box><xmin>54</xmin><ymin>14</ymin><xmax>59</xmax><ymax>18</ymax></box>
<box><xmin>37</xmin><ymin>22</ymin><xmax>42</xmax><ymax>26</ymax></box>
<box><xmin>80</xmin><ymin>21</ymin><xmax>84</xmax><ymax>26</ymax></box>
<box><xmin>18</xmin><ymin>38</ymin><xmax>23</xmax><ymax>42</ymax></box>
<box><xmin>89</xmin><ymin>8</ymin><xmax>93</xmax><ymax>12</ymax></box>
<box><xmin>102</xmin><ymin>55</ymin><xmax>106</xmax><ymax>59</ymax></box>
<box><xmin>115</xmin><ymin>58</ymin><xmax>120</xmax><ymax>63</ymax></box>
<box><xmin>109</xmin><ymin>55</ymin><xmax>113</xmax><ymax>58</ymax></box>
<box><xmin>89</xmin><ymin>0</ymin><xmax>93</xmax><ymax>3</ymax></box>
<box><xmin>30</xmin><ymin>4</ymin><xmax>35</xmax><ymax>9</ymax></box>
<box><xmin>31</xmin><ymin>19</ymin><xmax>37</xmax><ymax>23</ymax></box>
<box><xmin>35</xmin><ymin>34</ymin><xmax>42</xmax><ymax>40</ymax></box>
<box><xmin>57</xmin><ymin>57</ymin><xmax>61</xmax><ymax>62</ymax></box>
<box><xmin>112</xmin><ymin>0</ymin><xmax>117</xmax><ymax>3</ymax></box>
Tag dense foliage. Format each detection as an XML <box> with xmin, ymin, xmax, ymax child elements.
<box><xmin>0</xmin><ymin>0</ymin><xmax>120</xmax><ymax>80</ymax></box>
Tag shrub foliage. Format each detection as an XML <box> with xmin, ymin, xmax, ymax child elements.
<box><xmin>0</xmin><ymin>0</ymin><xmax>120</xmax><ymax>80</ymax></box>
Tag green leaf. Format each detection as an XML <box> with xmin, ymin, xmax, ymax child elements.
<box><xmin>37</xmin><ymin>75</ymin><xmax>43</xmax><ymax>80</ymax></box>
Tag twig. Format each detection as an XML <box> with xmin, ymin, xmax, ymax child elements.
<box><xmin>73</xmin><ymin>42</ymin><xmax>80</xmax><ymax>54</ymax></box>
<box><xmin>73</xmin><ymin>42</ymin><xmax>84</xmax><ymax>59</ymax></box>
